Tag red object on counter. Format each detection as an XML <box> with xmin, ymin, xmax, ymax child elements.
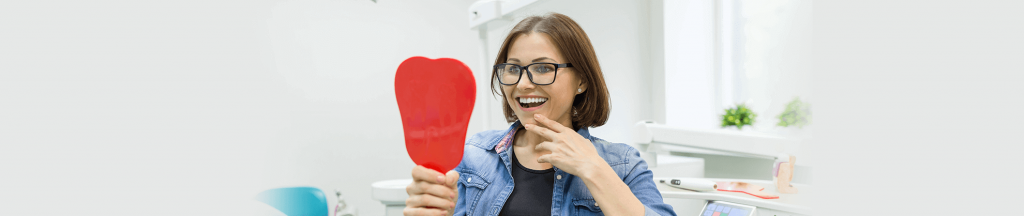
<box><xmin>715</xmin><ymin>181</ymin><xmax>780</xmax><ymax>199</ymax></box>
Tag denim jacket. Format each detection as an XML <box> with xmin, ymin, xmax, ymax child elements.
<box><xmin>452</xmin><ymin>121</ymin><xmax>676</xmax><ymax>216</ymax></box>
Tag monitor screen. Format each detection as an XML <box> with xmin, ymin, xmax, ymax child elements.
<box><xmin>700</xmin><ymin>200</ymin><xmax>756</xmax><ymax>216</ymax></box>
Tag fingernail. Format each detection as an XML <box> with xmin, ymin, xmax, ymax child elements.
<box><xmin>534</xmin><ymin>114</ymin><xmax>541</xmax><ymax>118</ymax></box>
<box><xmin>450</xmin><ymin>194</ymin><xmax>455</xmax><ymax>199</ymax></box>
<box><xmin>436</xmin><ymin>175</ymin><xmax>444</xmax><ymax>184</ymax></box>
<box><xmin>451</xmin><ymin>204</ymin><xmax>455</xmax><ymax>209</ymax></box>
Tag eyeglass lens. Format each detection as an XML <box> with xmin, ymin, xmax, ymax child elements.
<box><xmin>497</xmin><ymin>63</ymin><xmax>558</xmax><ymax>85</ymax></box>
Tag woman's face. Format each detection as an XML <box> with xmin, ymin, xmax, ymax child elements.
<box><xmin>502</xmin><ymin>33</ymin><xmax>585</xmax><ymax>127</ymax></box>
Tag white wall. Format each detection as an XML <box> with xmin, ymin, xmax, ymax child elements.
<box><xmin>1</xmin><ymin>1</ymin><xmax>290</xmax><ymax>214</ymax></box>
<box><xmin>1</xmin><ymin>0</ymin><xmax>480</xmax><ymax>215</ymax></box>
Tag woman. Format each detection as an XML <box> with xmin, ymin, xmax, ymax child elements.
<box><xmin>404</xmin><ymin>13</ymin><xmax>675</xmax><ymax>216</ymax></box>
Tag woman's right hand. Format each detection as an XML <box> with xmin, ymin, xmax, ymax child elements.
<box><xmin>404</xmin><ymin>165</ymin><xmax>459</xmax><ymax>216</ymax></box>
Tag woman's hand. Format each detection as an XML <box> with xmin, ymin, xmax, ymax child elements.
<box><xmin>404</xmin><ymin>165</ymin><xmax>459</xmax><ymax>216</ymax></box>
<box><xmin>524</xmin><ymin>114</ymin><xmax>610</xmax><ymax>179</ymax></box>
<box><xmin>527</xmin><ymin>114</ymin><xmax>648</xmax><ymax>216</ymax></box>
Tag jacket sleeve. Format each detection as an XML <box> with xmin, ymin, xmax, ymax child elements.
<box><xmin>621</xmin><ymin>146</ymin><xmax>678</xmax><ymax>216</ymax></box>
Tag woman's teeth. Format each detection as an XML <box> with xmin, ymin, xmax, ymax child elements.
<box><xmin>519</xmin><ymin>97</ymin><xmax>548</xmax><ymax>103</ymax></box>
<box><xmin>518</xmin><ymin>97</ymin><xmax>547</xmax><ymax>108</ymax></box>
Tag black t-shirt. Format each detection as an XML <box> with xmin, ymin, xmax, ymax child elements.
<box><xmin>498</xmin><ymin>147</ymin><xmax>555</xmax><ymax>216</ymax></box>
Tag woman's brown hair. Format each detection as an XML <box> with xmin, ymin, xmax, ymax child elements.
<box><xmin>491</xmin><ymin>13</ymin><xmax>610</xmax><ymax>130</ymax></box>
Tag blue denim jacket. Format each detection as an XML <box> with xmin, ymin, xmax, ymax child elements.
<box><xmin>452</xmin><ymin>121</ymin><xmax>676</xmax><ymax>216</ymax></box>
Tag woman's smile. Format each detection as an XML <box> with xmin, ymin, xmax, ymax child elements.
<box><xmin>516</xmin><ymin>96</ymin><xmax>549</xmax><ymax>112</ymax></box>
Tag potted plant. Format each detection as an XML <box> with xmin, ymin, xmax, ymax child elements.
<box><xmin>776</xmin><ymin>98</ymin><xmax>810</xmax><ymax>128</ymax></box>
<box><xmin>721</xmin><ymin>104</ymin><xmax>757</xmax><ymax>130</ymax></box>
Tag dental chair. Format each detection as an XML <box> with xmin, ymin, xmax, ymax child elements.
<box><xmin>255</xmin><ymin>187</ymin><xmax>329</xmax><ymax>216</ymax></box>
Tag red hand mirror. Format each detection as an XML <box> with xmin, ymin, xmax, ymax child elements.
<box><xmin>395</xmin><ymin>56</ymin><xmax>476</xmax><ymax>173</ymax></box>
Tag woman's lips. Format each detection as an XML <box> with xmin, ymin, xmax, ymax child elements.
<box><xmin>518</xmin><ymin>100</ymin><xmax>544</xmax><ymax>112</ymax></box>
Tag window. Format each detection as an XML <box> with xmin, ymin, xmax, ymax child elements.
<box><xmin>664</xmin><ymin>0</ymin><xmax>812</xmax><ymax>135</ymax></box>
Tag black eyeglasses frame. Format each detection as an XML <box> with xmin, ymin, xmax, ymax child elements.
<box><xmin>494</xmin><ymin>62</ymin><xmax>574</xmax><ymax>86</ymax></box>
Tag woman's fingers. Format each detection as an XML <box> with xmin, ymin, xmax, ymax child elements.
<box><xmin>535</xmin><ymin>141</ymin><xmax>561</xmax><ymax>164</ymax></box>
<box><xmin>403</xmin><ymin>207</ymin><xmax>448</xmax><ymax>216</ymax></box>
<box><xmin>445</xmin><ymin>170</ymin><xmax>460</xmax><ymax>188</ymax></box>
<box><xmin>524</xmin><ymin>123</ymin><xmax>559</xmax><ymax>140</ymax></box>
<box><xmin>407</xmin><ymin>181</ymin><xmax>456</xmax><ymax>199</ymax></box>
<box><xmin>406</xmin><ymin>193</ymin><xmax>455</xmax><ymax>210</ymax></box>
<box><xmin>411</xmin><ymin>165</ymin><xmax>445</xmax><ymax>184</ymax></box>
<box><xmin>532</xmin><ymin>114</ymin><xmax>567</xmax><ymax>133</ymax></box>
<box><xmin>537</xmin><ymin>153</ymin><xmax>555</xmax><ymax>164</ymax></box>
<box><xmin>535</xmin><ymin>141</ymin><xmax>555</xmax><ymax>152</ymax></box>
<box><xmin>408</xmin><ymin>167</ymin><xmax>459</xmax><ymax>197</ymax></box>
<box><xmin>405</xmin><ymin>167</ymin><xmax>458</xmax><ymax>216</ymax></box>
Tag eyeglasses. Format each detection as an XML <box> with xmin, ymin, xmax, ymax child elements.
<box><xmin>494</xmin><ymin>62</ymin><xmax>573</xmax><ymax>85</ymax></box>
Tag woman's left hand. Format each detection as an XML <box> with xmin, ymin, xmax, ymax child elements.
<box><xmin>524</xmin><ymin>113</ymin><xmax>610</xmax><ymax>178</ymax></box>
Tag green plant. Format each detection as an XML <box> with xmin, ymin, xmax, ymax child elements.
<box><xmin>776</xmin><ymin>98</ymin><xmax>811</xmax><ymax>128</ymax></box>
<box><xmin>721</xmin><ymin>104</ymin><xmax>757</xmax><ymax>129</ymax></box>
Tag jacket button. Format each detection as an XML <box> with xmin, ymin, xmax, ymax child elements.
<box><xmin>468</xmin><ymin>177</ymin><xmax>472</xmax><ymax>183</ymax></box>
<box><xmin>556</xmin><ymin>175</ymin><xmax>562</xmax><ymax>180</ymax></box>
<box><xmin>595</xmin><ymin>202</ymin><xmax>599</xmax><ymax>206</ymax></box>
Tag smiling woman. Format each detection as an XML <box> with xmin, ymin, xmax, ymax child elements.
<box><xmin>404</xmin><ymin>13</ymin><xmax>676</xmax><ymax>216</ymax></box>
<box><xmin>492</xmin><ymin>13</ymin><xmax>610</xmax><ymax>132</ymax></box>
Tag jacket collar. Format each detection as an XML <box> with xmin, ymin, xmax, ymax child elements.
<box><xmin>487</xmin><ymin>120</ymin><xmax>592</xmax><ymax>151</ymax></box>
